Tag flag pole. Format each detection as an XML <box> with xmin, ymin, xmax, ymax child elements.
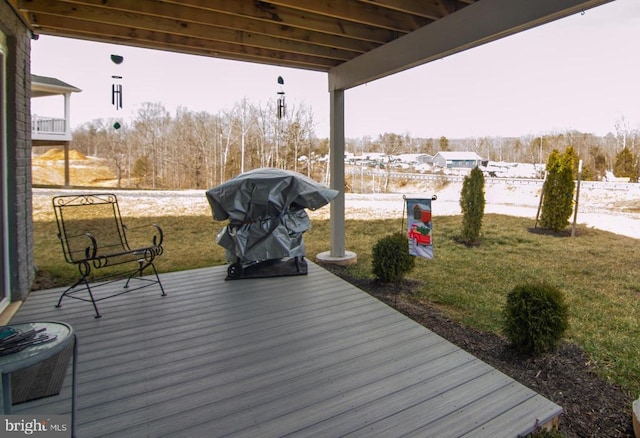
<box><xmin>571</xmin><ymin>160</ymin><xmax>583</xmax><ymax>237</ymax></box>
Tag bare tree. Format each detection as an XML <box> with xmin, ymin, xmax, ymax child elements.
<box><xmin>133</xmin><ymin>102</ymin><xmax>170</xmax><ymax>188</ymax></box>
<box><xmin>377</xmin><ymin>132</ymin><xmax>404</xmax><ymax>192</ymax></box>
<box><xmin>218</xmin><ymin>109</ymin><xmax>236</xmax><ymax>180</ymax></box>
<box><xmin>254</xmin><ymin>102</ymin><xmax>274</xmax><ymax>169</ymax></box>
<box><xmin>282</xmin><ymin>102</ymin><xmax>314</xmax><ymax>173</ymax></box>
<box><xmin>231</xmin><ymin>98</ymin><xmax>256</xmax><ymax>174</ymax></box>
<box><xmin>71</xmin><ymin>119</ymin><xmax>128</xmax><ymax>186</ymax></box>
<box><xmin>70</xmin><ymin>122</ymin><xmax>104</xmax><ymax>158</ymax></box>
<box><xmin>615</xmin><ymin>116</ymin><xmax>630</xmax><ymax>151</ymax></box>
<box><xmin>193</xmin><ymin>111</ymin><xmax>219</xmax><ymax>187</ymax></box>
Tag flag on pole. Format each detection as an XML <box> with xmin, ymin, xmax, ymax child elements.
<box><xmin>406</xmin><ymin>198</ymin><xmax>433</xmax><ymax>259</ymax></box>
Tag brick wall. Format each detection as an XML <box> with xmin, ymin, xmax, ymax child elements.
<box><xmin>1</xmin><ymin>2</ymin><xmax>35</xmax><ymax>301</ymax></box>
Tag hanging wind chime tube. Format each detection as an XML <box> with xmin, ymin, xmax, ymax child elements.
<box><xmin>111</xmin><ymin>75</ymin><xmax>123</xmax><ymax>110</ymax></box>
<box><xmin>276</xmin><ymin>76</ymin><xmax>286</xmax><ymax>119</ymax></box>
<box><xmin>277</xmin><ymin>92</ymin><xmax>286</xmax><ymax>119</ymax></box>
<box><xmin>110</xmin><ymin>54</ymin><xmax>124</xmax><ymax>113</ymax></box>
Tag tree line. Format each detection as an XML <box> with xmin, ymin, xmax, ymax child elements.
<box><xmin>350</xmin><ymin>125</ymin><xmax>640</xmax><ymax>182</ymax></box>
<box><xmin>64</xmin><ymin>98</ymin><xmax>640</xmax><ymax>189</ymax></box>
<box><xmin>69</xmin><ymin>99</ymin><xmax>327</xmax><ymax>189</ymax></box>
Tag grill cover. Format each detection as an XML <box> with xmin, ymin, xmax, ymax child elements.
<box><xmin>206</xmin><ymin>168</ymin><xmax>338</xmax><ymax>262</ymax></box>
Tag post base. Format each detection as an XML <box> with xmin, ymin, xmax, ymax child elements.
<box><xmin>315</xmin><ymin>250</ymin><xmax>357</xmax><ymax>266</ymax></box>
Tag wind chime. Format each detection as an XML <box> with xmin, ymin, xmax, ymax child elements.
<box><xmin>110</xmin><ymin>54</ymin><xmax>124</xmax><ymax>129</ymax></box>
<box><xmin>276</xmin><ymin>75</ymin><xmax>286</xmax><ymax>119</ymax></box>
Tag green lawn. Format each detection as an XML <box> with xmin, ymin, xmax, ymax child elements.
<box><xmin>34</xmin><ymin>213</ymin><xmax>640</xmax><ymax>397</ymax></box>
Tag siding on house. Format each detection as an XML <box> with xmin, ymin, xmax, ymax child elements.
<box><xmin>416</xmin><ymin>154</ymin><xmax>433</xmax><ymax>164</ymax></box>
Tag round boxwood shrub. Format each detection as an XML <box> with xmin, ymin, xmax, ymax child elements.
<box><xmin>371</xmin><ymin>233</ymin><xmax>415</xmax><ymax>283</ymax></box>
<box><xmin>503</xmin><ymin>282</ymin><xmax>569</xmax><ymax>356</ymax></box>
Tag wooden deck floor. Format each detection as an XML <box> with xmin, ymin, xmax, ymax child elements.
<box><xmin>10</xmin><ymin>262</ymin><xmax>562</xmax><ymax>437</ymax></box>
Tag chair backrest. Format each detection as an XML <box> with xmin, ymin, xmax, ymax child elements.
<box><xmin>52</xmin><ymin>194</ymin><xmax>130</xmax><ymax>264</ymax></box>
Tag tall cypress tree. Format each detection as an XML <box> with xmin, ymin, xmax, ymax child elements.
<box><xmin>460</xmin><ymin>166</ymin><xmax>485</xmax><ymax>244</ymax></box>
<box><xmin>614</xmin><ymin>147</ymin><xmax>639</xmax><ymax>182</ymax></box>
<box><xmin>540</xmin><ymin>148</ymin><xmax>576</xmax><ymax>232</ymax></box>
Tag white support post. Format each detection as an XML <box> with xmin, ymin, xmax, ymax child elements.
<box><xmin>316</xmin><ymin>88</ymin><xmax>356</xmax><ymax>265</ymax></box>
<box><xmin>330</xmin><ymin>89</ymin><xmax>345</xmax><ymax>258</ymax></box>
<box><xmin>63</xmin><ymin>92</ymin><xmax>72</xmax><ymax>136</ymax></box>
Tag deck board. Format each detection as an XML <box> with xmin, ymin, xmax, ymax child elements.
<box><xmin>9</xmin><ymin>262</ymin><xmax>562</xmax><ymax>437</ymax></box>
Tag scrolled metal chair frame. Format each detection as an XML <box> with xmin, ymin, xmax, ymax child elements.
<box><xmin>52</xmin><ymin>193</ymin><xmax>166</xmax><ymax>318</ymax></box>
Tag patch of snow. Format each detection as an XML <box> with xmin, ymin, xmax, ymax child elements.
<box><xmin>32</xmin><ymin>180</ymin><xmax>640</xmax><ymax>239</ymax></box>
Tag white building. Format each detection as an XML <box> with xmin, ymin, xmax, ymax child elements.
<box><xmin>433</xmin><ymin>151</ymin><xmax>483</xmax><ymax>169</ymax></box>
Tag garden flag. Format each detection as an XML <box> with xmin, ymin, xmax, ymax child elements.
<box><xmin>406</xmin><ymin>198</ymin><xmax>434</xmax><ymax>259</ymax></box>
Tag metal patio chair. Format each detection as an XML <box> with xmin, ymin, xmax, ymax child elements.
<box><xmin>52</xmin><ymin>193</ymin><xmax>166</xmax><ymax>317</ymax></box>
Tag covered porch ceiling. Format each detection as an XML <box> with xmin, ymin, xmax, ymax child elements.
<box><xmin>11</xmin><ymin>0</ymin><xmax>614</xmax><ymax>90</ymax></box>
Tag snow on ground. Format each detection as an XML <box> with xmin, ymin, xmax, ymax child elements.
<box><xmin>33</xmin><ymin>180</ymin><xmax>640</xmax><ymax>239</ymax></box>
<box><xmin>307</xmin><ymin>180</ymin><xmax>640</xmax><ymax>239</ymax></box>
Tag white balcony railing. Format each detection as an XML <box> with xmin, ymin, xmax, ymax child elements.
<box><xmin>31</xmin><ymin>115</ymin><xmax>72</xmax><ymax>141</ymax></box>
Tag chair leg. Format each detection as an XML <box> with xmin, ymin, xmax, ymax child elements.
<box><xmin>126</xmin><ymin>260</ymin><xmax>166</xmax><ymax>297</ymax></box>
<box><xmin>59</xmin><ymin>260</ymin><xmax>164</xmax><ymax>318</ymax></box>
<box><xmin>56</xmin><ymin>279</ymin><xmax>102</xmax><ymax>318</ymax></box>
<box><xmin>56</xmin><ymin>279</ymin><xmax>82</xmax><ymax>308</ymax></box>
<box><xmin>56</xmin><ymin>263</ymin><xmax>102</xmax><ymax>318</ymax></box>
<box><xmin>149</xmin><ymin>262</ymin><xmax>167</xmax><ymax>297</ymax></box>
<box><xmin>125</xmin><ymin>259</ymin><xmax>148</xmax><ymax>288</ymax></box>
<box><xmin>86</xmin><ymin>283</ymin><xmax>102</xmax><ymax>318</ymax></box>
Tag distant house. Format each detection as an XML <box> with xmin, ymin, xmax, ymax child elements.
<box><xmin>344</xmin><ymin>152</ymin><xmax>386</xmax><ymax>166</ymax></box>
<box><xmin>31</xmin><ymin>74</ymin><xmax>81</xmax><ymax>144</ymax></box>
<box><xmin>31</xmin><ymin>74</ymin><xmax>82</xmax><ymax>187</ymax></box>
<box><xmin>393</xmin><ymin>153</ymin><xmax>433</xmax><ymax>165</ymax></box>
<box><xmin>433</xmin><ymin>151</ymin><xmax>483</xmax><ymax>169</ymax></box>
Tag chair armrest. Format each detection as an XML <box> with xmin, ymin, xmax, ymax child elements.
<box><xmin>59</xmin><ymin>232</ymin><xmax>98</xmax><ymax>263</ymax></box>
<box><xmin>123</xmin><ymin>223</ymin><xmax>164</xmax><ymax>248</ymax></box>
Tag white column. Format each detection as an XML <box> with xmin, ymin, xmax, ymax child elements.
<box><xmin>64</xmin><ymin>92</ymin><xmax>72</xmax><ymax>135</ymax></box>
<box><xmin>316</xmin><ymin>88</ymin><xmax>357</xmax><ymax>265</ymax></box>
<box><xmin>330</xmin><ymin>89</ymin><xmax>345</xmax><ymax>257</ymax></box>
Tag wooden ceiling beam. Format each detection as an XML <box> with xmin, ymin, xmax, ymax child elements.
<box><xmin>27</xmin><ymin>13</ymin><xmax>341</xmax><ymax>70</ymax></box>
<box><xmin>22</xmin><ymin>2</ymin><xmax>359</xmax><ymax>62</ymax></box>
<box><xmin>264</xmin><ymin>0</ymin><xmax>429</xmax><ymax>32</ymax></box>
<box><xmin>356</xmin><ymin>0</ymin><xmax>473</xmax><ymax>19</ymax></box>
<box><xmin>61</xmin><ymin>0</ymin><xmax>378</xmax><ymax>52</ymax></box>
<box><xmin>165</xmin><ymin>0</ymin><xmax>398</xmax><ymax>44</ymax></box>
<box><xmin>37</xmin><ymin>30</ymin><xmax>336</xmax><ymax>71</ymax></box>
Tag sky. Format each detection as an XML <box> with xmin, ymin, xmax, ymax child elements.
<box><xmin>30</xmin><ymin>0</ymin><xmax>640</xmax><ymax>140</ymax></box>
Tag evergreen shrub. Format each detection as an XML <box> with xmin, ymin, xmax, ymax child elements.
<box><xmin>371</xmin><ymin>233</ymin><xmax>415</xmax><ymax>283</ymax></box>
<box><xmin>459</xmin><ymin>166</ymin><xmax>485</xmax><ymax>244</ymax></box>
<box><xmin>503</xmin><ymin>283</ymin><xmax>569</xmax><ymax>356</ymax></box>
<box><xmin>540</xmin><ymin>148</ymin><xmax>576</xmax><ymax>232</ymax></box>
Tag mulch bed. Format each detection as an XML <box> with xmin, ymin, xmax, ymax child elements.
<box><xmin>323</xmin><ymin>265</ymin><xmax>635</xmax><ymax>438</ymax></box>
